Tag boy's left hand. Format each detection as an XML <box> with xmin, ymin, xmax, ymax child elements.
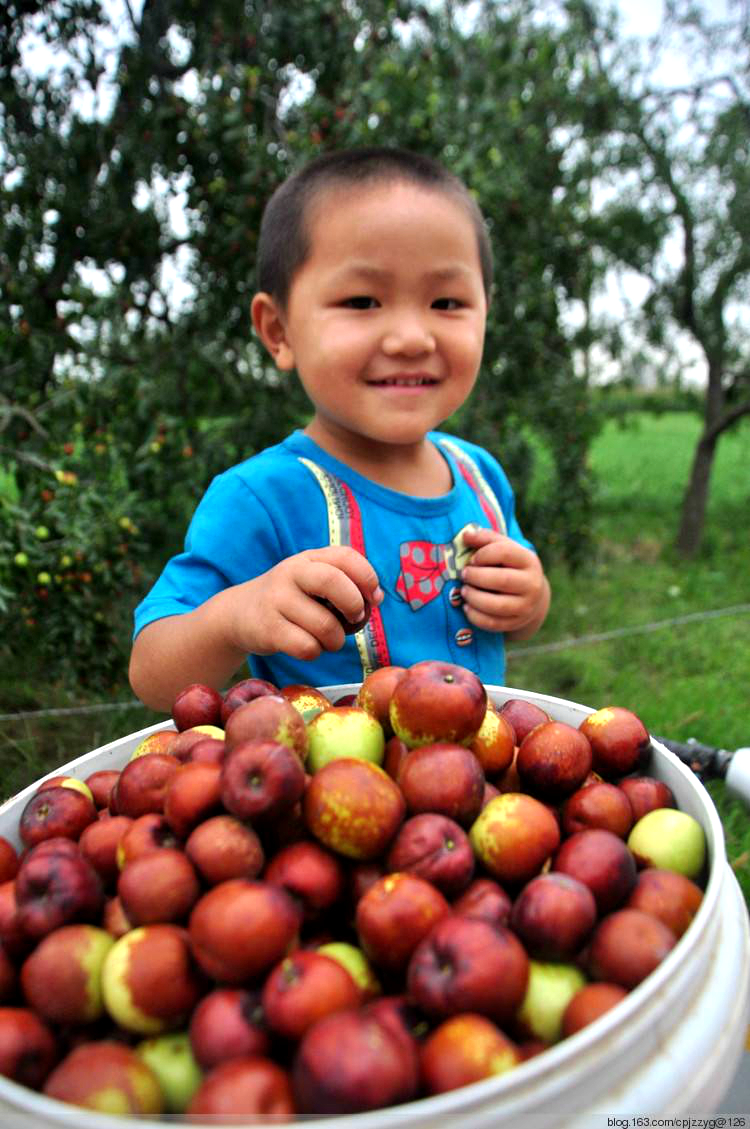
<box><xmin>459</xmin><ymin>526</ymin><xmax>550</xmax><ymax>640</ymax></box>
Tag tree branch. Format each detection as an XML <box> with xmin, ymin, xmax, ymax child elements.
<box><xmin>704</xmin><ymin>399</ymin><xmax>750</xmax><ymax>443</ymax></box>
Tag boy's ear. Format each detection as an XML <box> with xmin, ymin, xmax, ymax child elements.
<box><xmin>250</xmin><ymin>292</ymin><xmax>295</xmax><ymax>371</ymax></box>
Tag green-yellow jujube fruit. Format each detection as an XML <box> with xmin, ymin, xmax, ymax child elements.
<box><xmin>627</xmin><ymin>809</ymin><xmax>706</xmax><ymax>879</ymax></box>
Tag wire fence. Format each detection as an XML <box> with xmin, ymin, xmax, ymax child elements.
<box><xmin>1</xmin><ymin>602</ymin><xmax>748</xmax><ymax>723</ymax></box>
<box><xmin>506</xmin><ymin>602</ymin><xmax>750</xmax><ymax>658</ymax></box>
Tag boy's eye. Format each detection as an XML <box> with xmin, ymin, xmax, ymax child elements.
<box><xmin>343</xmin><ymin>296</ymin><xmax>378</xmax><ymax>310</ymax></box>
<box><xmin>432</xmin><ymin>297</ymin><xmax>463</xmax><ymax>310</ymax></box>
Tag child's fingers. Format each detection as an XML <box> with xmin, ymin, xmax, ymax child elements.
<box><xmin>271</xmin><ymin>621</ymin><xmax>327</xmax><ymax>663</ymax></box>
<box><xmin>293</xmin><ymin>561</ymin><xmax>367</xmax><ymax>626</ymax></box>
<box><xmin>461</xmin><ymin>563</ymin><xmax>531</xmax><ymax>596</ymax></box>
<box><xmin>461</xmin><ymin>583</ymin><xmax>522</xmax><ymax>619</ymax></box>
<box><xmin>307</xmin><ymin>546</ymin><xmax>382</xmax><ymax>602</ymax></box>
<box><xmin>257</xmin><ymin>592</ymin><xmax>346</xmax><ymax>657</ymax></box>
<box><xmin>461</xmin><ymin>529</ymin><xmax>534</xmax><ymax>569</ymax></box>
<box><xmin>461</xmin><ymin>598</ymin><xmax>525</xmax><ymax>633</ymax></box>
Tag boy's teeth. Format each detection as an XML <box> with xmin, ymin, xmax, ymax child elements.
<box><xmin>381</xmin><ymin>377</ymin><xmax>431</xmax><ymax>385</ymax></box>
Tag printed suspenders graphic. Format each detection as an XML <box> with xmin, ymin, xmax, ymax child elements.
<box><xmin>298</xmin><ymin>457</ymin><xmax>391</xmax><ymax>678</ymax></box>
<box><xmin>437</xmin><ymin>438</ymin><xmax>506</xmax><ymax>536</ymax></box>
<box><xmin>299</xmin><ymin>439</ymin><xmax>506</xmax><ymax>679</ymax></box>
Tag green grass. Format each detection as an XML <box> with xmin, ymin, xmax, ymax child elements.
<box><xmin>2</xmin><ymin>410</ymin><xmax>748</xmax><ymax>898</ymax></box>
<box><xmin>0</xmin><ymin>697</ymin><xmax>162</xmax><ymax>802</ymax></box>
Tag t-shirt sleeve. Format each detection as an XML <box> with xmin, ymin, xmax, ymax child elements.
<box><xmin>132</xmin><ymin>472</ymin><xmax>283</xmax><ymax>639</ymax></box>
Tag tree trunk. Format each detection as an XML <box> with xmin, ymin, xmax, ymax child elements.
<box><xmin>676</xmin><ymin>431</ymin><xmax>717</xmax><ymax>557</ymax></box>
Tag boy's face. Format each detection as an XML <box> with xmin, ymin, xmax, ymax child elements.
<box><xmin>252</xmin><ymin>179</ymin><xmax>487</xmax><ymax>460</ymax></box>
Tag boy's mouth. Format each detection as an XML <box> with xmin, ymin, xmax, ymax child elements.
<box><xmin>367</xmin><ymin>375</ymin><xmax>439</xmax><ymax>387</ymax></box>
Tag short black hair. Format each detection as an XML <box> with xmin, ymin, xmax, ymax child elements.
<box><xmin>256</xmin><ymin>146</ymin><xmax>493</xmax><ymax>310</ymax></box>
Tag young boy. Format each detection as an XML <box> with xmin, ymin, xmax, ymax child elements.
<box><xmin>129</xmin><ymin>147</ymin><xmax>550</xmax><ymax>712</ymax></box>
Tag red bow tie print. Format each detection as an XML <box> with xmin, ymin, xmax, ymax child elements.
<box><xmin>396</xmin><ymin>527</ymin><xmax>477</xmax><ymax>610</ymax></box>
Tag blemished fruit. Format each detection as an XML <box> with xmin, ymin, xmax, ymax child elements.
<box><xmin>355</xmin><ymin>872</ymin><xmax>451</xmax><ymax>972</ymax></box>
<box><xmin>223</xmin><ymin>695</ymin><xmax>308</xmax><ymax>762</ymax></box>
<box><xmin>0</xmin><ymin>663</ymin><xmax>714</xmax><ymax>1120</ymax></box>
<box><xmin>579</xmin><ymin>706</ymin><xmax>651</xmax><ymax>779</ymax></box>
<box><xmin>129</xmin><ymin>730</ymin><xmax>178</xmax><ymax>761</ymax></box>
<box><xmin>469</xmin><ymin>792</ymin><xmax>560</xmax><ymax>886</ymax></box>
<box><xmin>280</xmin><ymin>683</ymin><xmax>332</xmax><ymax>722</ymax></box>
<box><xmin>356</xmin><ymin>665</ymin><xmax>406</xmax><ymax>736</ymax></box>
<box><xmin>470</xmin><ymin>704</ymin><xmax>516</xmax><ymax>776</ymax></box>
<box><xmin>389</xmin><ymin>660</ymin><xmax>486</xmax><ymax>748</ymax></box>
<box><xmin>420</xmin><ymin>1012</ymin><xmax>520</xmax><ymax>1094</ymax></box>
<box><xmin>303</xmin><ymin>758</ymin><xmax>406</xmax><ymax>860</ymax></box>
<box><xmin>101</xmin><ymin>924</ymin><xmax>205</xmax><ymax>1035</ymax></box>
<box><xmin>20</xmin><ymin>924</ymin><xmax>114</xmax><ymax>1025</ymax></box>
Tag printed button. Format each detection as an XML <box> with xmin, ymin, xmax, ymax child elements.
<box><xmin>455</xmin><ymin>628</ymin><xmax>473</xmax><ymax>647</ymax></box>
<box><xmin>449</xmin><ymin>586</ymin><xmax>463</xmax><ymax>607</ymax></box>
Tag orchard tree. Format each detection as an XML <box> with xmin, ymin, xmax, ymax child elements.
<box><xmin>0</xmin><ymin>0</ymin><xmax>612</xmax><ymax>688</ymax></box>
<box><xmin>579</xmin><ymin>0</ymin><xmax>750</xmax><ymax>556</ymax></box>
<box><xmin>0</xmin><ymin>0</ymin><xmax>424</xmax><ymax>685</ymax></box>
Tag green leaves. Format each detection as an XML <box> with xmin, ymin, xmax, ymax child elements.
<box><xmin>1</xmin><ymin>0</ymin><xmax>660</xmax><ymax>685</ymax></box>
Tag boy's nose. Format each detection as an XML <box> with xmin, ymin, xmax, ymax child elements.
<box><xmin>381</xmin><ymin>312</ymin><xmax>435</xmax><ymax>356</ymax></box>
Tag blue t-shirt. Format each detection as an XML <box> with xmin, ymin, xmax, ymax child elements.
<box><xmin>133</xmin><ymin>430</ymin><xmax>535</xmax><ymax>689</ymax></box>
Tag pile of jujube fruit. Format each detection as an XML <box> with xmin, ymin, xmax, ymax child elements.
<box><xmin>0</xmin><ymin>660</ymin><xmax>708</xmax><ymax>1120</ymax></box>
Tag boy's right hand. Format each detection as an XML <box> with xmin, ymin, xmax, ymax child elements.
<box><xmin>221</xmin><ymin>546</ymin><xmax>383</xmax><ymax>662</ymax></box>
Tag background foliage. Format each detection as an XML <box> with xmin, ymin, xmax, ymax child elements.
<box><xmin>1</xmin><ymin>0</ymin><xmax>748</xmax><ymax>695</ymax></box>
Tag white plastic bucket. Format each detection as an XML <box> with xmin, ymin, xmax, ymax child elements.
<box><xmin>1</xmin><ymin>684</ymin><xmax>748</xmax><ymax>1127</ymax></box>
